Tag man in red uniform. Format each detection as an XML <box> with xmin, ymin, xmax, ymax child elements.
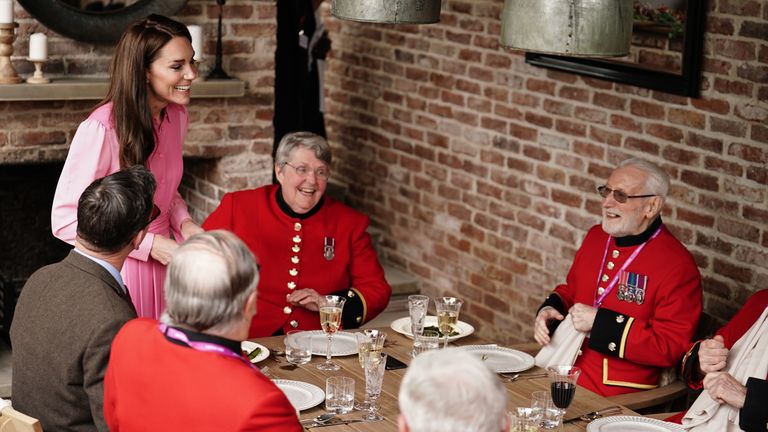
<box><xmin>203</xmin><ymin>131</ymin><xmax>391</xmax><ymax>337</ymax></box>
<box><xmin>670</xmin><ymin>289</ymin><xmax>768</xmax><ymax>431</ymax></box>
<box><xmin>534</xmin><ymin>158</ymin><xmax>702</xmax><ymax>397</ymax></box>
<box><xmin>104</xmin><ymin>231</ymin><xmax>301</xmax><ymax>431</ymax></box>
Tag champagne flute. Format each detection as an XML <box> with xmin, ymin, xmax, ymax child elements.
<box><xmin>354</xmin><ymin>329</ymin><xmax>386</xmax><ymax>410</ymax></box>
<box><xmin>362</xmin><ymin>352</ymin><xmax>387</xmax><ymax>422</ymax></box>
<box><xmin>434</xmin><ymin>297</ymin><xmax>463</xmax><ymax>349</ymax></box>
<box><xmin>317</xmin><ymin>295</ymin><xmax>346</xmax><ymax>371</ymax></box>
<box><xmin>547</xmin><ymin>365</ymin><xmax>581</xmax><ymax>428</ymax></box>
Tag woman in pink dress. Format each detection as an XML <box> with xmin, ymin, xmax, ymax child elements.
<box><xmin>52</xmin><ymin>15</ymin><xmax>203</xmax><ymax>318</ymax></box>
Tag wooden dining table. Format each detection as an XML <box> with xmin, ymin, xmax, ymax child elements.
<box><xmin>250</xmin><ymin>327</ymin><xmax>638</xmax><ymax>431</ymax></box>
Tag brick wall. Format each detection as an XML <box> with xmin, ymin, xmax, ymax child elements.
<box><xmin>322</xmin><ymin>0</ymin><xmax>767</xmax><ymax>344</ymax></box>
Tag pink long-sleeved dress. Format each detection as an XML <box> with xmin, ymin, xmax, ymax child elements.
<box><xmin>51</xmin><ymin>102</ymin><xmax>193</xmax><ymax>318</ymax></box>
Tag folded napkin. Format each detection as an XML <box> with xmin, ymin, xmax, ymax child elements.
<box><xmin>682</xmin><ymin>307</ymin><xmax>768</xmax><ymax>431</ymax></box>
<box><xmin>0</xmin><ymin>398</ymin><xmax>10</xmax><ymax>411</ymax></box>
<box><xmin>534</xmin><ymin>314</ymin><xmax>586</xmax><ymax>368</ymax></box>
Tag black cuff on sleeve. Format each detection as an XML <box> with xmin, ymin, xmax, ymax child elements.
<box><xmin>538</xmin><ymin>293</ymin><xmax>567</xmax><ymax>334</ymax></box>
<box><xmin>740</xmin><ymin>377</ymin><xmax>768</xmax><ymax>432</ymax></box>
<box><xmin>588</xmin><ymin>308</ymin><xmax>632</xmax><ymax>358</ymax></box>
<box><xmin>334</xmin><ymin>288</ymin><xmax>365</xmax><ymax>330</ymax></box>
<box><xmin>681</xmin><ymin>341</ymin><xmax>704</xmax><ymax>389</ymax></box>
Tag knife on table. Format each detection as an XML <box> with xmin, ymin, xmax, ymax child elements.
<box><xmin>563</xmin><ymin>405</ymin><xmax>622</xmax><ymax>423</ymax></box>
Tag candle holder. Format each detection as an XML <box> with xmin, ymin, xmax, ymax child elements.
<box><xmin>26</xmin><ymin>58</ymin><xmax>49</xmax><ymax>84</ymax></box>
<box><xmin>0</xmin><ymin>22</ymin><xmax>22</xmax><ymax>84</ymax></box>
<box><xmin>206</xmin><ymin>0</ymin><xmax>232</xmax><ymax>80</ymax></box>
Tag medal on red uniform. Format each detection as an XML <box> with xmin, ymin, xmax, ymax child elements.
<box><xmin>323</xmin><ymin>237</ymin><xmax>335</xmax><ymax>261</ymax></box>
<box><xmin>618</xmin><ymin>271</ymin><xmax>648</xmax><ymax>305</ymax></box>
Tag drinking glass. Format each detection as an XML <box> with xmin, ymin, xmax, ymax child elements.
<box><xmin>509</xmin><ymin>407</ymin><xmax>538</xmax><ymax>432</ymax></box>
<box><xmin>434</xmin><ymin>297</ymin><xmax>463</xmax><ymax>349</ymax></box>
<box><xmin>354</xmin><ymin>329</ymin><xmax>386</xmax><ymax>410</ymax></box>
<box><xmin>325</xmin><ymin>376</ymin><xmax>355</xmax><ymax>414</ymax></box>
<box><xmin>317</xmin><ymin>295</ymin><xmax>346</xmax><ymax>371</ymax></box>
<box><xmin>362</xmin><ymin>352</ymin><xmax>387</xmax><ymax>421</ymax></box>
<box><xmin>411</xmin><ymin>330</ymin><xmax>440</xmax><ymax>358</ymax></box>
<box><xmin>531</xmin><ymin>390</ymin><xmax>560</xmax><ymax>430</ymax></box>
<box><xmin>407</xmin><ymin>294</ymin><xmax>429</xmax><ymax>337</ymax></box>
<box><xmin>285</xmin><ymin>330</ymin><xmax>313</xmax><ymax>365</ymax></box>
<box><xmin>547</xmin><ymin>365</ymin><xmax>582</xmax><ymax>427</ymax></box>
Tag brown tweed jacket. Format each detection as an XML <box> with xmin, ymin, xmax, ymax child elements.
<box><xmin>11</xmin><ymin>250</ymin><xmax>136</xmax><ymax>432</ymax></box>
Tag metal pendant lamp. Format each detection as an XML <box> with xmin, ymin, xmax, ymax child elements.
<box><xmin>500</xmin><ymin>0</ymin><xmax>634</xmax><ymax>57</ymax></box>
<box><xmin>331</xmin><ymin>0</ymin><xmax>441</xmax><ymax>24</ymax></box>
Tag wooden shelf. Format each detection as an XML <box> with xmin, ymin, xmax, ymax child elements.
<box><xmin>0</xmin><ymin>78</ymin><xmax>245</xmax><ymax>101</ymax></box>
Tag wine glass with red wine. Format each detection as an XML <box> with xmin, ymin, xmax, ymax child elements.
<box><xmin>546</xmin><ymin>365</ymin><xmax>582</xmax><ymax>427</ymax></box>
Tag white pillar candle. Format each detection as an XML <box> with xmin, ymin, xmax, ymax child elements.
<box><xmin>28</xmin><ymin>33</ymin><xmax>47</xmax><ymax>61</ymax></box>
<box><xmin>187</xmin><ymin>25</ymin><xmax>203</xmax><ymax>61</ymax></box>
<box><xmin>0</xmin><ymin>0</ymin><xmax>13</xmax><ymax>24</ymax></box>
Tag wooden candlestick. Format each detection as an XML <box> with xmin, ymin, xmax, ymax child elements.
<box><xmin>26</xmin><ymin>59</ymin><xmax>49</xmax><ymax>84</ymax></box>
<box><xmin>0</xmin><ymin>22</ymin><xmax>22</xmax><ymax>84</ymax></box>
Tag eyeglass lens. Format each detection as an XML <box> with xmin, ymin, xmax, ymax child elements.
<box><xmin>597</xmin><ymin>186</ymin><xmax>629</xmax><ymax>203</ymax></box>
<box><xmin>286</xmin><ymin>163</ymin><xmax>330</xmax><ymax>180</ymax></box>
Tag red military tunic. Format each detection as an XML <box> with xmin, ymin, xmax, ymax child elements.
<box><xmin>671</xmin><ymin>289</ymin><xmax>768</xmax><ymax>430</ymax></box>
<box><xmin>203</xmin><ymin>185</ymin><xmax>392</xmax><ymax>337</ymax></box>
<box><xmin>540</xmin><ymin>218</ymin><xmax>702</xmax><ymax>396</ymax></box>
<box><xmin>104</xmin><ymin>318</ymin><xmax>302</xmax><ymax>432</ymax></box>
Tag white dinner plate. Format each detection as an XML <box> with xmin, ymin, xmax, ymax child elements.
<box><xmin>240</xmin><ymin>341</ymin><xmax>270</xmax><ymax>364</ymax></box>
<box><xmin>459</xmin><ymin>345</ymin><xmax>535</xmax><ymax>373</ymax></box>
<box><xmin>307</xmin><ymin>330</ymin><xmax>358</xmax><ymax>356</ymax></box>
<box><xmin>390</xmin><ymin>316</ymin><xmax>475</xmax><ymax>342</ymax></box>
<box><xmin>272</xmin><ymin>379</ymin><xmax>325</xmax><ymax>411</ymax></box>
<box><xmin>587</xmin><ymin>416</ymin><xmax>684</xmax><ymax>432</ymax></box>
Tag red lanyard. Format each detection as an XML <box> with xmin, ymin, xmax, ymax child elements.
<box><xmin>593</xmin><ymin>227</ymin><xmax>662</xmax><ymax>307</ymax></box>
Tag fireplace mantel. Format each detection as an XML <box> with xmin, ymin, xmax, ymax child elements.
<box><xmin>0</xmin><ymin>78</ymin><xmax>245</xmax><ymax>101</ymax></box>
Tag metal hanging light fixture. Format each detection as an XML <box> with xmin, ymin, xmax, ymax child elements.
<box><xmin>331</xmin><ymin>0</ymin><xmax>441</xmax><ymax>24</ymax></box>
<box><xmin>500</xmin><ymin>0</ymin><xmax>634</xmax><ymax>57</ymax></box>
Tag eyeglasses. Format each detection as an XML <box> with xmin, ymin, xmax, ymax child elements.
<box><xmin>148</xmin><ymin>204</ymin><xmax>161</xmax><ymax>225</ymax></box>
<box><xmin>597</xmin><ymin>185</ymin><xmax>656</xmax><ymax>203</ymax></box>
<box><xmin>283</xmin><ymin>162</ymin><xmax>330</xmax><ymax>181</ymax></box>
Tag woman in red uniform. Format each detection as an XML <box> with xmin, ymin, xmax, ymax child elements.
<box><xmin>203</xmin><ymin>131</ymin><xmax>391</xmax><ymax>337</ymax></box>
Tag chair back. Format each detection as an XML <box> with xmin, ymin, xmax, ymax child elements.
<box><xmin>0</xmin><ymin>406</ymin><xmax>43</xmax><ymax>432</ymax></box>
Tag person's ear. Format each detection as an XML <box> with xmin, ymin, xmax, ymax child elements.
<box><xmin>397</xmin><ymin>414</ymin><xmax>410</xmax><ymax>432</ymax></box>
<box><xmin>244</xmin><ymin>289</ymin><xmax>258</xmax><ymax>319</ymax></box>
<box><xmin>644</xmin><ymin>196</ymin><xmax>663</xmax><ymax>219</ymax></box>
<box><xmin>275</xmin><ymin>163</ymin><xmax>285</xmax><ymax>184</ymax></box>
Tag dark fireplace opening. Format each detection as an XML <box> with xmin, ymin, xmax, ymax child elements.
<box><xmin>0</xmin><ymin>162</ymin><xmax>71</xmax><ymax>343</ymax></box>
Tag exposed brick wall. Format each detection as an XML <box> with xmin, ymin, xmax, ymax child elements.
<box><xmin>322</xmin><ymin>0</ymin><xmax>767</xmax><ymax>344</ymax></box>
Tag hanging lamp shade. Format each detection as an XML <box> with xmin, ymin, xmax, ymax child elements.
<box><xmin>331</xmin><ymin>0</ymin><xmax>441</xmax><ymax>24</ymax></box>
<box><xmin>500</xmin><ymin>0</ymin><xmax>634</xmax><ymax>57</ymax></box>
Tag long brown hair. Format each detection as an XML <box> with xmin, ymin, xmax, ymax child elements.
<box><xmin>102</xmin><ymin>14</ymin><xmax>191</xmax><ymax>168</ymax></box>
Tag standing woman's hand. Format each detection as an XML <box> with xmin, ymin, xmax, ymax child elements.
<box><xmin>180</xmin><ymin>219</ymin><xmax>204</xmax><ymax>241</ymax></box>
<box><xmin>150</xmin><ymin>235</ymin><xmax>179</xmax><ymax>265</ymax></box>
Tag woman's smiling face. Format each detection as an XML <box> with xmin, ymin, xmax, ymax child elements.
<box><xmin>275</xmin><ymin>147</ymin><xmax>329</xmax><ymax>214</ymax></box>
<box><xmin>146</xmin><ymin>36</ymin><xmax>197</xmax><ymax>118</ymax></box>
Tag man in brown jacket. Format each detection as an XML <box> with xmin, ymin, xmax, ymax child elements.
<box><xmin>11</xmin><ymin>165</ymin><xmax>156</xmax><ymax>431</ymax></box>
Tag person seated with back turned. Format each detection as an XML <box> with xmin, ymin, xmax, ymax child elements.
<box><xmin>665</xmin><ymin>289</ymin><xmax>768</xmax><ymax>431</ymax></box>
<box><xmin>398</xmin><ymin>348</ymin><xmax>508</xmax><ymax>432</ymax></box>
<box><xmin>104</xmin><ymin>230</ymin><xmax>302</xmax><ymax>431</ymax></box>
<box><xmin>533</xmin><ymin>157</ymin><xmax>703</xmax><ymax>397</ymax></box>
<box><xmin>203</xmin><ymin>131</ymin><xmax>392</xmax><ymax>337</ymax></box>
<box><xmin>11</xmin><ymin>165</ymin><xmax>156</xmax><ymax>431</ymax></box>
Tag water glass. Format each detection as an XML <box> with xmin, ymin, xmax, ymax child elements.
<box><xmin>408</xmin><ymin>294</ymin><xmax>429</xmax><ymax>336</ymax></box>
<box><xmin>411</xmin><ymin>331</ymin><xmax>440</xmax><ymax>358</ymax></box>
<box><xmin>285</xmin><ymin>330</ymin><xmax>312</xmax><ymax>365</ymax></box>
<box><xmin>531</xmin><ymin>390</ymin><xmax>560</xmax><ymax>430</ymax></box>
<box><xmin>509</xmin><ymin>407</ymin><xmax>538</xmax><ymax>432</ymax></box>
<box><xmin>325</xmin><ymin>376</ymin><xmax>355</xmax><ymax>414</ymax></box>
<box><xmin>362</xmin><ymin>352</ymin><xmax>387</xmax><ymax>421</ymax></box>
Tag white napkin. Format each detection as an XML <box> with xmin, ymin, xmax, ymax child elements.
<box><xmin>534</xmin><ymin>314</ymin><xmax>586</xmax><ymax>368</ymax></box>
<box><xmin>682</xmin><ymin>307</ymin><xmax>768</xmax><ymax>431</ymax></box>
<box><xmin>0</xmin><ymin>398</ymin><xmax>10</xmax><ymax>411</ymax></box>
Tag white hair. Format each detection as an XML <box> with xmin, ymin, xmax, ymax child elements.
<box><xmin>618</xmin><ymin>157</ymin><xmax>670</xmax><ymax>198</ymax></box>
<box><xmin>399</xmin><ymin>348</ymin><xmax>507</xmax><ymax>432</ymax></box>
